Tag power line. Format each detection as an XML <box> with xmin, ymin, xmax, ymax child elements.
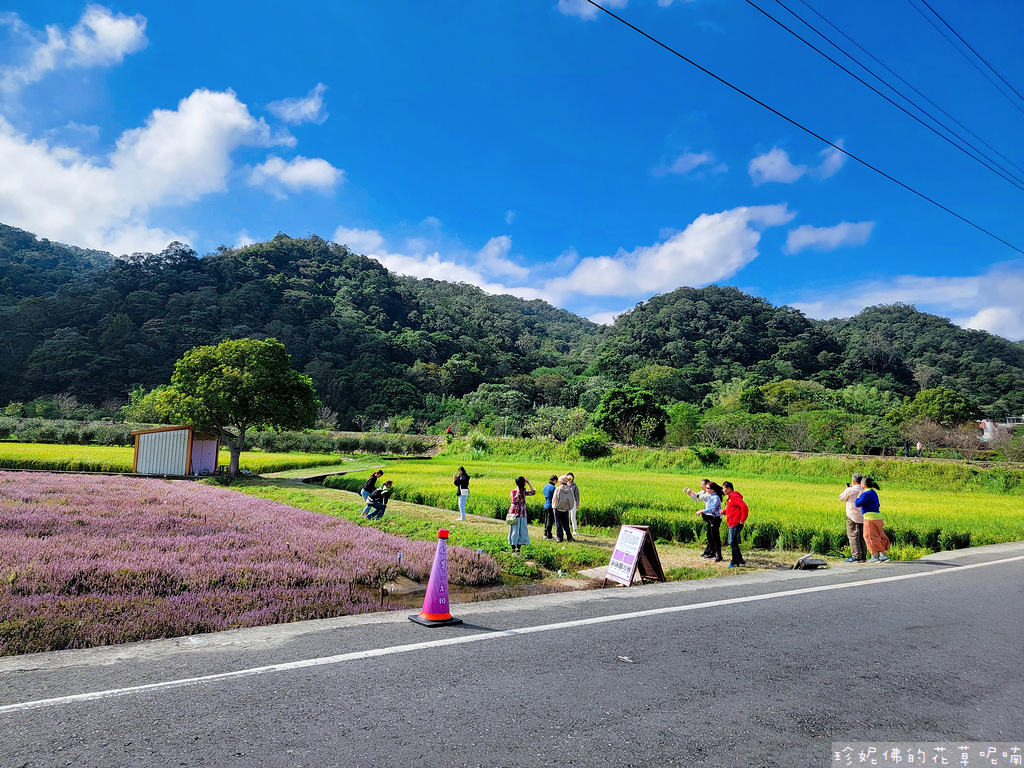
<box><xmin>788</xmin><ymin>0</ymin><xmax>1024</xmax><ymax>185</ymax></box>
<box><xmin>582</xmin><ymin>0</ymin><xmax>1024</xmax><ymax>256</ymax></box>
<box><xmin>907</xmin><ymin>0</ymin><xmax>1024</xmax><ymax>116</ymax></box>
<box><xmin>744</xmin><ymin>0</ymin><xmax>1024</xmax><ymax>193</ymax></box>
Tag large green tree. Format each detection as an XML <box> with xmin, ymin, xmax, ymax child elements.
<box><xmin>165</xmin><ymin>338</ymin><xmax>319</xmax><ymax>479</ymax></box>
<box><xmin>903</xmin><ymin>386</ymin><xmax>981</xmax><ymax>428</ymax></box>
<box><xmin>592</xmin><ymin>386</ymin><xmax>667</xmax><ymax>445</ymax></box>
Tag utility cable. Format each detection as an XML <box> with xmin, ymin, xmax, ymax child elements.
<box><xmin>907</xmin><ymin>0</ymin><xmax>1024</xmax><ymax>116</ymax></box>
<box><xmin>789</xmin><ymin>0</ymin><xmax>1024</xmax><ymax>185</ymax></box>
<box><xmin>582</xmin><ymin>0</ymin><xmax>1024</xmax><ymax>256</ymax></box>
<box><xmin>744</xmin><ymin>0</ymin><xmax>1024</xmax><ymax>193</ymax></box>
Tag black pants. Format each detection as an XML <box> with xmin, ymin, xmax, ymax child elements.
<box><xmin>703</xmin><ymin>514</ymin><xmax>722</xmax><ymax>560</ymax></box>
<box><xmin>728</xmin><ymin>523</ymin><xmax>745</xmax><ymax>565</ymax></box>
<box><xmin>555</xmin><ymin>509</ymin><xmax>574</xmax><ymax>542</ymax></box>
<box><xmin>544</xmin><ymin>507</ymin><xmax>555</xmax><ymax>538</ymax></box>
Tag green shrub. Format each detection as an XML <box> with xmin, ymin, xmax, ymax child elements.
<box><xmin>809</xmin><ymin>532</ymin><xmax>829</xmax><ymax>555</ymax></box>
<box><xmin>886</xmin><ymin>526</ymin><xmax>922</xmax><ymax>548</ymax></box>
<box><xmin>567</xmin><ymin>430</ymin><xmax>611</xmax><ymax>460</ymax></box>
<box><xmin>748</xmin><ymin>521</ymin><xmax>781</xmax><ymax>549</ymax></box>
<box><xmin>690</xmin><ymin>445</ymin><xmax>721</xmax><ymax>466</ymax></box>
<box><xmin>672</xmin><ymin>518</ymin><xmax>700</xmax><ymax>543</ymax></box>
<box><xmin>888</xmin><ymin>545</ymin><xmax>932</xmax><ymax>561</ymax></box>
<box><xmin>335</xmin><ymin>435</ymin><xmax>361</xmax><ymax>453</ymax></box>
<box><xmin>938</xmin><ymin>530</ymin><xmax>970</xmax><ymax>551</ymax></box>
<box><xmin>359</xmin><ymin>435</ymin><xmax>387</xmax><ymax>454</ymax></box>
<box><xmin>923</xmin><ymin>528</ymin><xmax>942</xmax><ymax>552</ymax></box>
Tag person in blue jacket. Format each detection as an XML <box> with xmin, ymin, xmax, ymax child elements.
<box><xmin>542</xmin><ymin>475</ymin><xmax>558</xmax><ymax>540</ymax></box>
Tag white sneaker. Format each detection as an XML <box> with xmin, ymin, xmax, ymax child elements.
<box><xmin>867</xmin><ymin>556</ymin><xmax>880</xmax><ymax>563</ymax></box>
<box><xmin>878</xmin><ymin>553</ymin><xmax>890</xmax><ymax>562</ymax></box>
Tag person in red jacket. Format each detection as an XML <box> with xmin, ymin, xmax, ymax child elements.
<box><xmin>722</xmin><ymin>481</ymin><xmax>749</xmax><ymax>568</ymax></box>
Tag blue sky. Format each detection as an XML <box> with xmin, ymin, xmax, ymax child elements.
<box><xmin>2</xmin><ymin>1</ymin><xmax>1024</xmax><ymax>339</ymax></box>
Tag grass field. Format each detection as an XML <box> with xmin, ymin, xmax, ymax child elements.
<box><xmin>325</xmin><ymin>456</ymin><xmax>1024</xmax><ymax>554</ymax></box>
<box><xmin>0</xmin><ymin>442</ymin><xmax>347</xmax><ymax>474</ymax></box>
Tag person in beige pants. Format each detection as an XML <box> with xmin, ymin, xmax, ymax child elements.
<box><xmin>839</xmin><ymin>473</ymin><xmax>867</xmax><ymax>563</ymax></box>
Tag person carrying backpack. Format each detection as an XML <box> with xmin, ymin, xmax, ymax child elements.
<box><xmin>363</xmin><ymin>480</ymin><xmax>393</xmax><ymax>520</ymax></box>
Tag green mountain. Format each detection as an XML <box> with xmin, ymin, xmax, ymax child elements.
<box><xmin>2</xmin><ymin>222</ymin><xmax>1022</xmax><ymax>420</ymax></box>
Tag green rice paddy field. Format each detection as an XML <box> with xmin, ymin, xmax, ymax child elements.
<box><xmin>0</xmin><ymin>442</ymin><xmax>345</xmax><ymax>474</ymax></box>
<box><xmin>327</xmin><ymin>457</ymin><xmax>1024</xmax><ymax>553</ymax></box>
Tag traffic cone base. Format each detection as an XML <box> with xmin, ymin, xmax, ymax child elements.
<box><xmin>409</xmin><ymin>614</ymin><xmax>464</xmax><ymax>627</ymax></box>
<box><xmin>409</xmin><ymin>528</ymin><xmax>462</xmax><ymax>628</ymax></box>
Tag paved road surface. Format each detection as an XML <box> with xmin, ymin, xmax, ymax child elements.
<box><xmin>2</xmin><ymin>543</ymin><xmax>1022</xmax><ymax>768</ymax></box>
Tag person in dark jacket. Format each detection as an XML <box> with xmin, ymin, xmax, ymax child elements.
<box><xmin>360</xmin><ymin>470</ymin><xmax>384</xmax><ymax>516</ymax></box>
<box><xmin>453</xmin><ymin>466</ymin><xmax>470</xmax><ymax>520</ymax></box>
<box><xmin>364</xmin><ymin>480</ymin><xmax>393</xmax><ymax>520</ymax></box>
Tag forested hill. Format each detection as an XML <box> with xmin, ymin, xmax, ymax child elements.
<box><xmin>0</xmin><ymin>224</ymin><xmax>113</xmax><ymax>300</ymax></box>
<box><xmin>2</xmin><ymin>222</ymin><xmax>1023</xmax><ymax>421</ymax></box>
<box><xmin>594</xmin><ymin>286</ymin><xmax>1024</xmax><ymax>414</ymax></box>
<box><xmin>0</xmin><ymin>226</ymin><xmax>601</xmax><ymax>422</ymax></box>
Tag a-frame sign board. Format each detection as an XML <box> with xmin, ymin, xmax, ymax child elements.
<box><xmin>603</xmin><ymin>525</ymin><xmax>667</xmax><ymax>587</ymax></box>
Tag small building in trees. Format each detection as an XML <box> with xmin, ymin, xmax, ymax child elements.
<box><xmin>132</xmin><ymin>426</ymin><xmax>220</xmax><ymax>476</ymax></box>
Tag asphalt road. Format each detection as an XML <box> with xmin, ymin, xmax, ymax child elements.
<box><xmin>2</xmin><ymin>543</ymin><xmax>1022</xmax><ymax>768</ymax></box>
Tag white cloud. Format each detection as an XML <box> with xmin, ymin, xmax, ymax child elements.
<box><xmin>475</xmin><ymin>235</ymin><xmax>530</xmax><ymax>279</ymax></box>
<box><xmin>330</xmin><ymin>225</ymin><xmax>545</xmax><ymax>301</ymax></box>
<box><xmin>547</xmin><ymin>204</ymin><xmax>795</xmax><ymax>297</ymax></box>
<box><xmin>816</xmin><ymin>140</ymin><xmax>847</xmax><ymax>179</ymax></box>
<box><xmin>653</xmin><ymin>151</ymin><xmax>726</xmax><ymax>177</ymax></box>
<box><xmin>785</xmin><ymin>221</ymin><xmax>875</xmax><ymax>254</ymax></box>
<box><xmin>791</xmin><ymin>263</ymin><xmax>1024</xmax><ymax>341</ymax></box>
<box><xmin>266</xmin><ymin>83</ymin><xmax>328</xmax><ymax>125</ymax></box>
<box><xmin>556</xmin><ymin>0</ymin><xmax>628</xmax><ymax>20</ymax></box>
<box><xmin>749</xmin><ymin>140</ymin><xmax>846</xmax><ymax>185</ymax></box>
<box><xmin>249</xmin><ymin>155</ymin><xmax>344</xmax><ymax>198</ymax></box>
<box><xmin>235</xmin><ymin>231</ymin><xmax>255</xmax><ymax>248</ymax></box>
<box><xmin>748</xmin><ymin>147</ymin><xmax>808</xmax><ymax>185</ymax></box>
<box><xmin>0</xmin><ymin>5</ymin><xmax>147</xmax><ymax>94</ymax></box>
<box><xmin>0</xmin><ymin>88</ymin><xmax>291</xmax><ymax>254</ymax></box>
<box><xmin>333</xmin><ymin>225</ymin><xmax>385</xmax><ymax>254</ymax></box>
<box><xmin>505</xmin><ymin>210</ymin><xmax>516</xmax><ymax>225</ymax></box>
<box><xmin>589</xmin><ymin>309</ymin><xmax>625</xmax><ymax>325</ymax></box>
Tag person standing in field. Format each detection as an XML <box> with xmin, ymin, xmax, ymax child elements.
<box><xmin>360</xmin><ymin>470</ymin><xmax>384</xmax><ymax>516</ymax></box>
<box><xmin>552</xmin><ymin>475</ymin><xmax>576</xmax><ymax>543</ymax></box>
<box><xmin>508</xmin><ymin>476</ymin><xmax>535</xmax><ymax>554</ymax></box>
<box><xmin>722</xmin><ymin>481</ymin><xmax>748</xmax><ymax>567</ymax></box>
<box><xmin>856</xmin><ymin>477</ymin><xmax>890</xmax><ymax>563</ymax></box>
<box><xmin>565</xmin><ymin>472</ymin><xmax>581</xmax><ymax>536</ymax></box>
<box><xmin>542</xmin><ymin>475</ymin><xmax>558</xmax><ymax>540</ymax></box>
<box><xmin>685</xmin><ymin>479</ymin><xmax>724</xmax><ymax>562</ymax></box>
<box><xmin>453</xmin><ymin>466</ymin><xmax>470</xmax><ymax>520</ymax></box>
<box><xmin>839</xmin><ymin>473</ymin><xmax>868</xmax><ymax>563</ymax></box>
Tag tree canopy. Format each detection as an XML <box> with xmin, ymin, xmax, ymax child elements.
<box><xmin>164</xmin><ymin>338</ymin><xmax>319</xmax><ymax>478</ymax></box>
<box><xmin>2</xmin><ymin>222</ymin><xmax>1024</xmax><ymax>433</ymax></box>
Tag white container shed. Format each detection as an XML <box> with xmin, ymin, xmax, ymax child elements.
<box><xmin>132</xmin><ymin>426</ymin><xmax>220</xmax><ymax>476</ymax></box>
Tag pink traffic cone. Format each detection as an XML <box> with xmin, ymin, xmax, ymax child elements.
<box><xmin>409</xmin><ymin>529</ymin><xmax>463</xmax><ymax>627</ymax></box>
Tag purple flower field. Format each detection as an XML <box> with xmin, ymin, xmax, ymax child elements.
<box><xmin>0</xmin><ymin>472</ymin><xmax>500</xmax><ymax>656</ymax></box>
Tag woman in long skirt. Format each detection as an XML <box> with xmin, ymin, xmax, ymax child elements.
<box><xmin>856</xmin><ymin>477</ymin><xmax>890</xmax><ymax>563</ymax></box>
<box><xmin>508</xmin><ymin>476</ymin><xmax>535</xmax><ymax>554</ymax></box>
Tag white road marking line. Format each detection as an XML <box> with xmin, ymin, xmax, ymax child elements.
<box><xmin>3</xmin><ymin>554</ymin><xmax>1022</xmax><ymax>714</ymax></box>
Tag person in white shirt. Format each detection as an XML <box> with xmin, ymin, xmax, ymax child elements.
<box><xmin>839</xmin><ymin>473</ymin><xmax>867</xmax><ymax>563</ymax></box>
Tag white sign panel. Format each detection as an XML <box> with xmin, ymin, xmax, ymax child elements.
<box><xmin>606</xmin><ymin>525</ymin><xmax>646</xmax><ymax>586</ymax></box>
